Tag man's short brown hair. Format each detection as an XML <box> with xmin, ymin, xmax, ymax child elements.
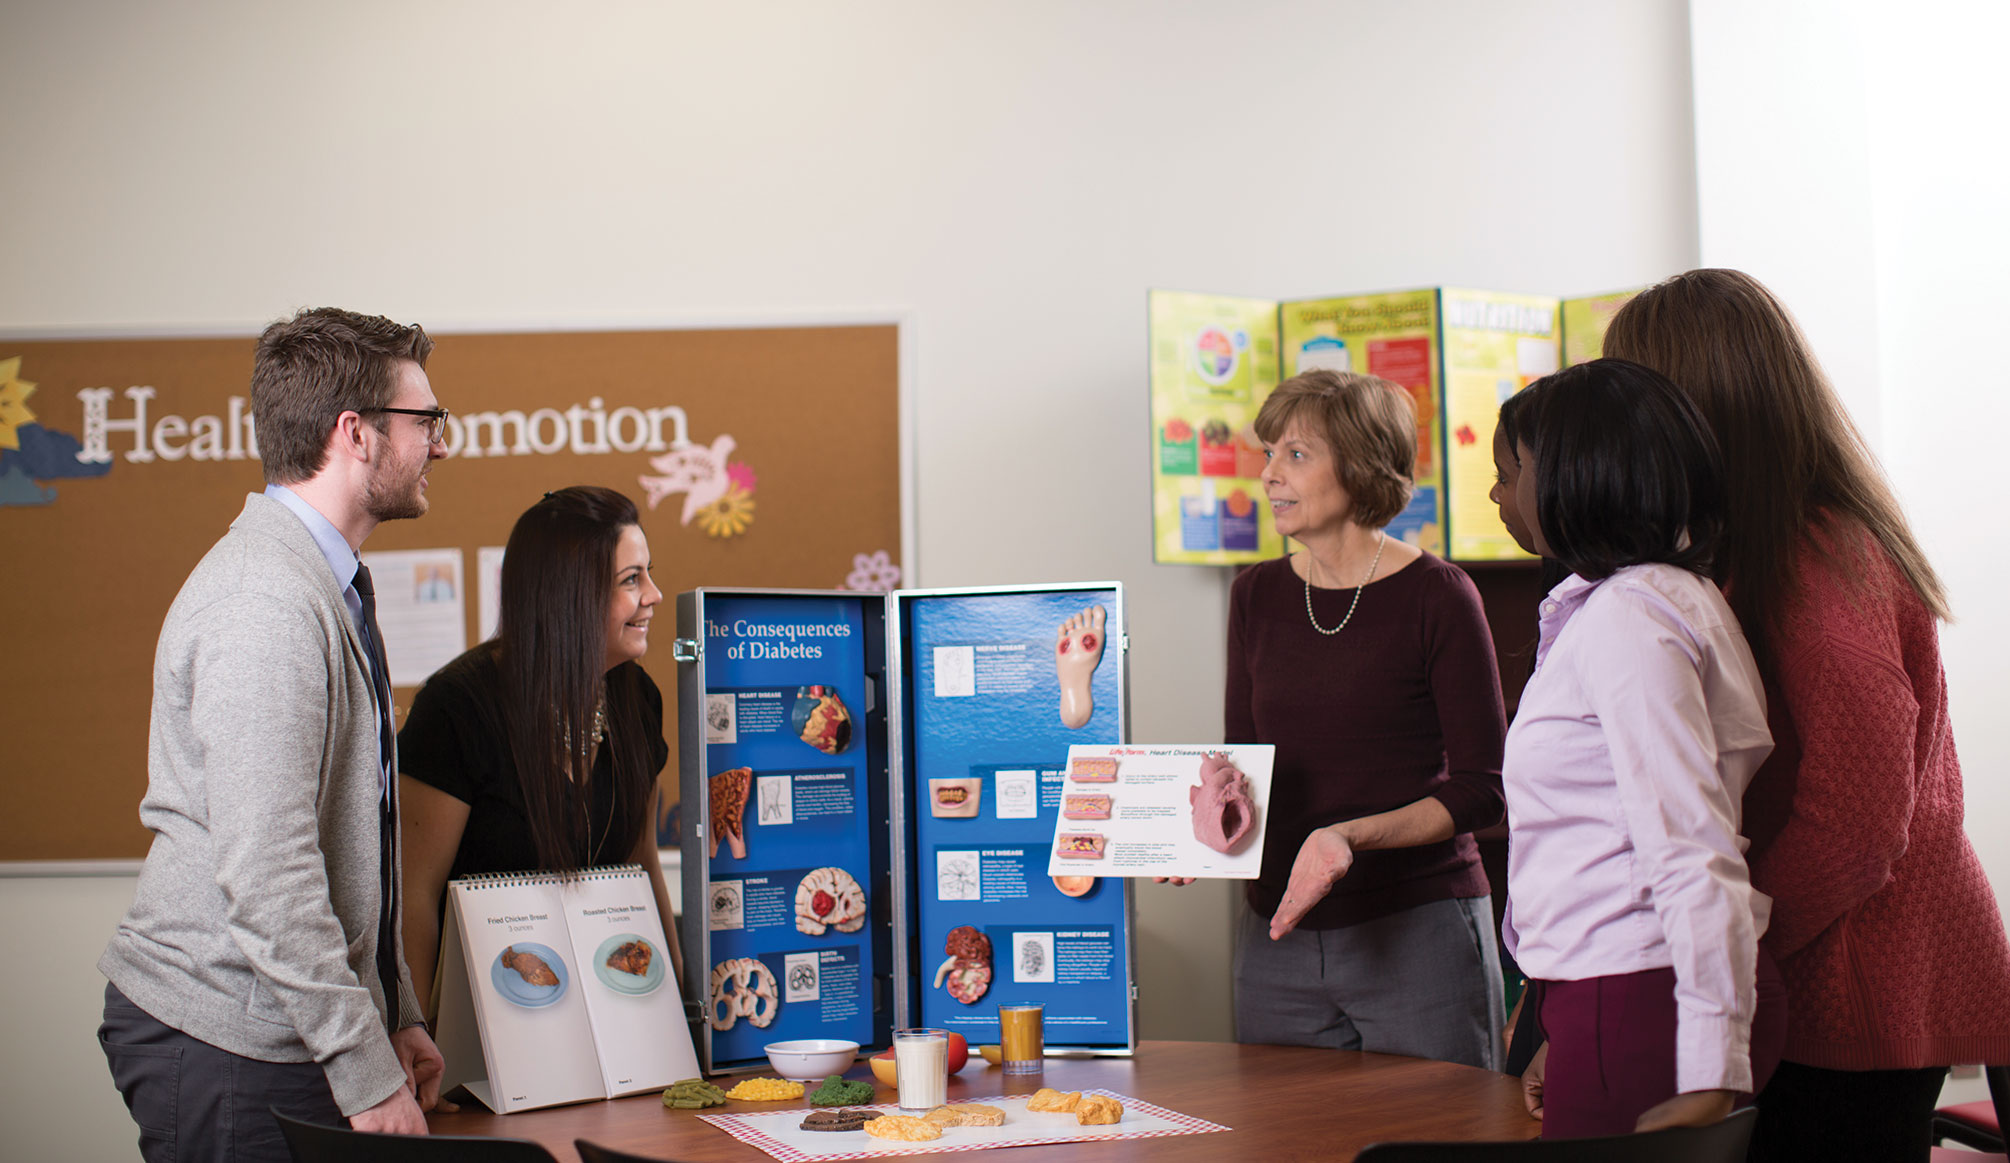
<box><xmin>251</xmin><ymin>307</ymin><xmax>433</xmax><ymax>485</ymax></box>
<box><xmin>1253</xmin><ymin>369</ymin><xmax>1417</xmax><ymax>529</ymax></box>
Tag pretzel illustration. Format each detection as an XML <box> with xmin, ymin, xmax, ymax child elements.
<box><xmin>707</xmin><ymin>956</ymin><xmax>779</xmax><ymax>1030</ymax></box>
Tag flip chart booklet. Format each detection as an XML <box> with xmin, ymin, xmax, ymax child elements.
<box><xmin>435</xmin><ymin>864</ymin><xmax>699</xmax><ymax>1113</ymax></box>
<box><xmin>1045</xmin><ymin>744</ymin><xmax>1276</xmax><ymax>880</ymax></box>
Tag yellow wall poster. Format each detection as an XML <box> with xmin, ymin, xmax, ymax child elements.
<box><xmin>1560</xmin><ymin>289</ymin><xmax>1641</xmax><ymax>367</ymax></box>
<box><xmin>1441</xmin><ymin>288</ymin><xmax>1560</xmax><ymax>561</ymax></box>
<box><xmin>1278</xmin><ymin>290</ymin><xmax>1444</xmax><ymax>555</ymax></box>
<box><xmin>1149</xmin><ymin>291</ymin><xmax>1283</xmax><ymax>565</ymax></box>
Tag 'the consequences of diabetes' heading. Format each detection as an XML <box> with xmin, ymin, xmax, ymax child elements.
<box><xmin>706</xmin><ymin>618</ymin><xmax>854</xmax><ymax>660</ymax></box>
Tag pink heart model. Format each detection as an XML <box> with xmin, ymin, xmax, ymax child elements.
<box><xmin>1189</xmin><ymin>752</ymin><xmax>1256</xmax><ymax>855</ymax></box>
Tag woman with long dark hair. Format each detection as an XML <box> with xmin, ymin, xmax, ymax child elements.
<box><xmin>1605</xmin><ymin>270</ymin><xmax>2010</xmax><ymax>1161</ymax></box>
<box><xmin>398</xmin><ymin>486</ymin><xmax>682</xmax><ymax>1019</ymax></box>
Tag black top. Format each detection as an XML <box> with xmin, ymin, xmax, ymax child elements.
<box><xmin>1226</xmin><ymin>552</ymin><xmax>1506</xmax><ymax>929</ymax></box>
<box><xmin>397</xmin><ymin>642</ymin><xmax>669</xmax><ymax>880</ymax></box>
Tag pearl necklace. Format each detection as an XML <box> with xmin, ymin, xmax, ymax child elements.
<box><xmin>1304</xmin><ymin>533</ymin><xmax>1386</xmax><ymax>636</ymax></box>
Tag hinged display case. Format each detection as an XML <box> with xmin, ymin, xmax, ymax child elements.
<box><xmin>675</xmin><ymin>582</ymin><xmax>1135</xmax><ymax>1073</ymax></box>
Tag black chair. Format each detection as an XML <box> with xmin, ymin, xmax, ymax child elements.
<box><xmin>1930</xmin><ymin>1064</ymin><xmax>2008</xmax><ymax>1154</ymax></box>
<box><xmin>271</xmin><ymin>1108</ymin><xmax>560</xmax><ymax>1163</ymax></box>
<box><xmin>1353</xmin><ymin>1106</ymin><xmax>1756</xmax><ymax>1162</ymax></box>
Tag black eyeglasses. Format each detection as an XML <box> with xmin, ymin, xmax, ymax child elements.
<box><xmin>364</xmin><ymin>407</ymin><xmax>451</xmax><ymax>444</ymax></box>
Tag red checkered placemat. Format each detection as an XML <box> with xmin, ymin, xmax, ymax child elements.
<box><xmin>696</xmin><ymin>1089</ymin><xmax>1230</xmax><ymax>1161</ymax></box>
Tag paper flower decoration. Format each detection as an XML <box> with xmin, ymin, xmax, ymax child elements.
<box><xmin>696</xmin><ymin>482</ymin><xmax>756</xmax><ymax>538</ymax></box>
<box><xmin>843</xmin><ymin>550</ymin><xmax>902</xmax><ymax>593</ymax></box>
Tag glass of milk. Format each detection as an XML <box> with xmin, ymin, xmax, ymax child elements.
<box><xmin>892</xmin><ymin>1028</ymin><xmax>949</xmax><ymax>1112</ymax></box>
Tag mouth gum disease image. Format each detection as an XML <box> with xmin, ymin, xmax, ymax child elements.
<box><xmin>1054</xmin><ymin>605</ymin><xmax>1107</xmax><ymax>729</ymax></box>
<box><xmin>1189</xmin><ymin>751</ymin><xmax>1257</xmax><ymax>854</ymax></box>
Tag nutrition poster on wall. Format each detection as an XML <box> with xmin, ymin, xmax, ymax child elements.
<box><xmin>1044</xmin><ymin>744</ymin><xmax>1275</xmax><ymax>880</ymax></box>
<box><xmin>686</xmin><ymin>593</ymin><xmax>885</xmax><ymax>1068</ymax></box>
<box><xmin>1560</xmin><ymin>289</ymin><xmax>1640</xmax><ymax>367</ymax></box>
<box><xmin>1440</xmin><ymin>289</ymin><xmax>1559</xmax><ymax>561</ymax></box>
<box><xmin>1278</xmin><ymin>291</ymin><xmax>1446</xmax><ymax>554</ymax></box>
<box><xmin>898</xmin><ymin>585</ymin><xmax>1132</xmax><ymax>1050</ymax></box>
<box><xmin>1148</xmin><ymin>292</ymin><xmax>1283</xmax><ymax>565</ymax></box>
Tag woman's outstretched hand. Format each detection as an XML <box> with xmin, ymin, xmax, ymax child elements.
<box><xmin>1269</xmin><ymin>824</ymin><xmax>1356</xmax><ymax>939</ymax></box>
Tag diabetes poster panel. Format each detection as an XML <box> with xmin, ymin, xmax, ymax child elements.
<box><xmin>907</xmin><ymin>587</ymin><xmax>1130</xmax><ymax>1048</ymax></box>
<box><xmin>699</xmin><ymin>595</ymin><xmax>877</xmax><ymax>1066</ymax></box>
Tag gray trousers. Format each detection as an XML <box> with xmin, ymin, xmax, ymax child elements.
<box><xmin>1233</xmin><ymin>894</ymin><xmax>1504</xmax><ymax>1071</ymax></box>
<box><xmin>100</xmin><ymin>983</ymin><xmax>345</xmax><ymax>1163</ymax></box>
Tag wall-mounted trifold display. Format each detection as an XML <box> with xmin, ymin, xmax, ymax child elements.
<box><xmin>674</xmin><ymin>583</ymin><xmax>1135</xmax><ymax>1073</ymax></box>
<box><xmin>889</xmin><ymin>583</ymin><xmax>1135</xmax><ymax>1055</ymax></box>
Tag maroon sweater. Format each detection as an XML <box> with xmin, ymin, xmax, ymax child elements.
<box><xmin>1227</xmin><ymin>553</ymin><xmax>1506</xmax><ymax>930</ymax></box>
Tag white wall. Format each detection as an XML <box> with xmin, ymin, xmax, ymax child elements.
<box><xmin>0</xmin><ymin>2</ymin><xmax>1700</xmax><ymax>1157</ymax></box>
<box><xmin>1690</xmin><ymin>0</ymin><xmax>2010</xmax><ymax>1106</ymax></box>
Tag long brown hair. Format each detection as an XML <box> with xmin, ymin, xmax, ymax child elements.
<box><xmin>495</xmin><ymin>486</ymin><xmax>656</xmax><ymax>871</ymax></box>
<box><xmin>1603</xmin><ymin>268</ymin><xmax>1948</xmax><ymax>670</ymax></box>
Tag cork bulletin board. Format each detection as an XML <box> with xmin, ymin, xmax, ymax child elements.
<box><xmin>0</xmin><ymin>323</ymin><xmax>904</xmax><ymax>860</ymax></box>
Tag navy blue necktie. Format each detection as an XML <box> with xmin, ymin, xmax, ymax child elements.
<box><xmin>352</xmin><ymin>563</ymin><xmax>401</xmax><ymax>1029</ymax></box>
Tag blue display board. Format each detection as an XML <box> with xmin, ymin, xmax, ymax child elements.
<box><xmin>683</xmin><ymin>593</ymin><xmax>890</xmax><ymax>1069</ymax></box>
<box><xmin>897</xmin><ymin>586</ymin><xmax>1131</xmax><ymax>1050</ymax></box>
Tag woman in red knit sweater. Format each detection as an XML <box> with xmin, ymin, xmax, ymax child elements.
<box><xmin>1605</xmin><ymin>269</ymin><xmax>2010</xmax><ymax>1161</ymax></box>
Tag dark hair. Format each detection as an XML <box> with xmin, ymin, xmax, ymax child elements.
<box><xmin>1521</xmin><ymin>359</ymin><xmax>1724</xmax><ymax>582</ymax></box>
<box><xmin>1253</xmin><ymin>369</ymin><xmax>1416</xmax><ymax>528</ymax></box>
<box><xmin>494</xmin><ymin>486</ymin><xmax>656</xmax><ymax>872</ymax></box>
<box><xmin>252</xmin><ymin>307</ymin><xmax>434</xmax><ymax>485</ymax></box>
<box><xmin>1495</xmin><ymin>378</ymin><xmax>1544</xmax><ymax>457</ymax></box>
<box><xmin>1604</xmin><ymin>269</ymin><xmax>1947</xmax><ymax>668</ymax></box>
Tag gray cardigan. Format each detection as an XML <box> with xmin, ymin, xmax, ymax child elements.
<box><xmin>101</xmin><ymin>493</ymin><xmax>423</xmax><ymax>1116</ymax></box>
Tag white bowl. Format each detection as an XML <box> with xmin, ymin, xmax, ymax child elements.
<box><xmin>764</xmin><ymin>1039</ymin><xmax>861</xmax><ymax>1080</ymax></box>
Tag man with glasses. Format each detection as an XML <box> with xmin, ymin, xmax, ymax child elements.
<box><xmin>98</xmin><ymin>308</ymin><xmax>451</xmax><ymax>1161</ymax></box>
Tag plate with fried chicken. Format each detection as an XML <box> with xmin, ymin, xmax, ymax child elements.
<box><xmin>489</xmin><ymin>941</ymin><xmax>571</xmax><ymax>1008</ymax></box>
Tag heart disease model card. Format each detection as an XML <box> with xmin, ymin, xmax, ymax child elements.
<box><xmin>1046</xmin><ymin>744</ymin><xmax>1274</xmax><ymax>880</ymax></box>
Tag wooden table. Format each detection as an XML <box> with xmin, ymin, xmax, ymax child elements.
<box><xmin>427</xmin><ymin>1041</ymin><xmax>1539</xmax><ymax>1162</ymax></box>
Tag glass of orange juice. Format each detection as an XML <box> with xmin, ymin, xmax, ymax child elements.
<box><xmin>998</xmin><ymin>1003</ymin><xmax>1044</xmax><ymax>1075</ymax></box>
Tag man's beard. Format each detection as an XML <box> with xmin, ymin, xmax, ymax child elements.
<box><xmin>364</xmin><ymin>455</ymin><xmax>427</xmax><ymax>521</ymax></box>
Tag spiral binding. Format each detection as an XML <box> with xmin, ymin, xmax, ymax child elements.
<box><xmin>451</xmin><ymin>862</ymin><xmax>647</xmax><ymax>890</ymax></box>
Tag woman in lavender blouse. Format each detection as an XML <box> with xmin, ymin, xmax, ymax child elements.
<box><xmin>1490</xmin><ymin>359</ymin><xmax>1786</xmax><ymax>1139</ymax></box>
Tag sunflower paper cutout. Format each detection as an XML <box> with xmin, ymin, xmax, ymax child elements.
<box><xmin>0</xmin><ymin>358</ymin><xmax>38</xmax><ymax>451</ymax></box>
<box><xmin>697</xmin><ymin>481</ymin><xmax>756</xmax><ymax>538</ymax></box>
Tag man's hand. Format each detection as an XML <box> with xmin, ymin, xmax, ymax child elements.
<box><xmin>1269</xmin><ymin>824</ymin><xmax>1357</xmax><ymax>939</ymax></box>
<box><xmin>349</xmin><ymin>1085</ymin><xmax>428</xmax><ymax>1135</ymax></box>
<box><xmin>1521</xmin><ymin>1041</ymin><xmax>1549</xmax><ymax>1120</ymax></box>
<box><xmin>391</xmin><ymin>1025</ymin><xmax>454</xmax><ymax>1113</ymax></box>
<box><xmin>1634</xmin><ymin>1089</ymin><xmax>1735</xmax><ymax>1133</ymax></box>
<box><xmin>1152</xmin><ymin>877</ymin><xmax>1198</xmax><ymax>886</ymax></box>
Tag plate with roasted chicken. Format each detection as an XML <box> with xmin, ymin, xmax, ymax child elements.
<box><xmin>489</xmin><ymin>942</ymin><xmax>571</xmax><ymax>1008</ymax></box>
<box><xmin>592</xmin><ymin>933</ymin><xmax>666</xmax><ymax>996</ymax></box>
